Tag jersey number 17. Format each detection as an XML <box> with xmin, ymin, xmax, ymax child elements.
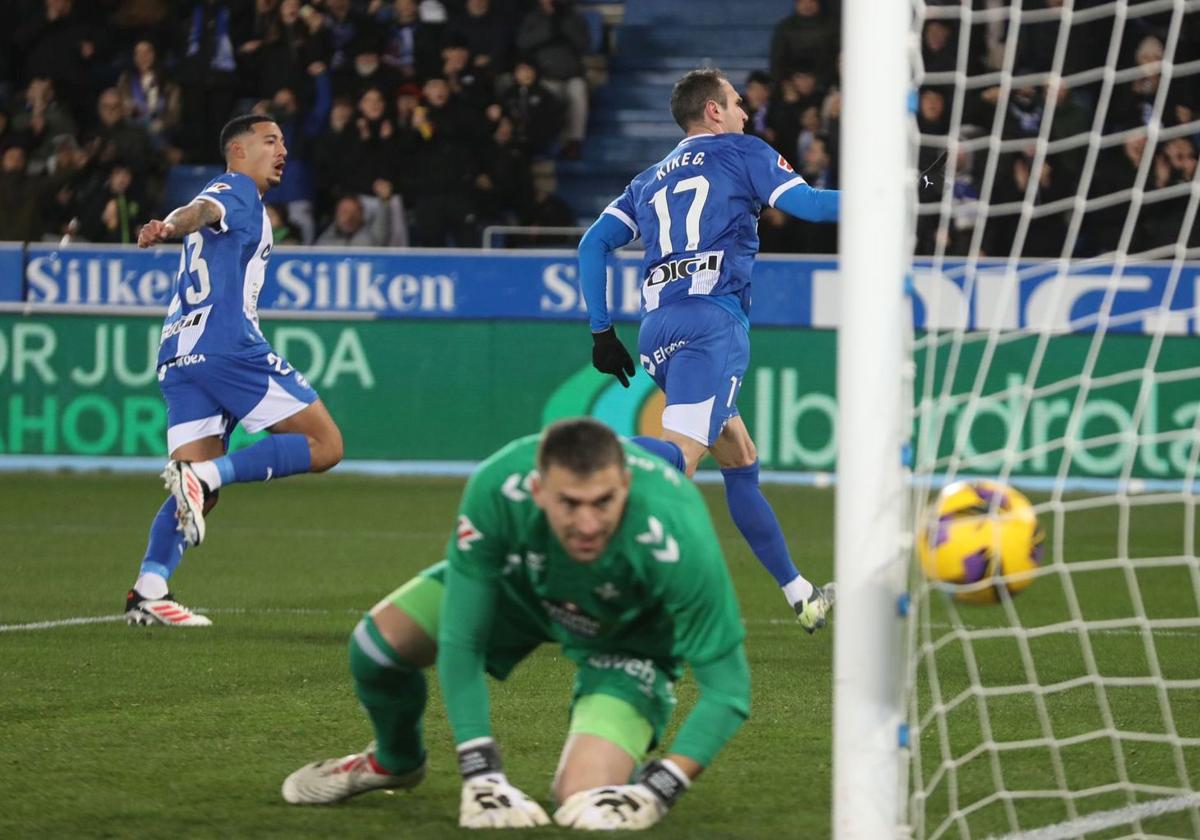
<box><xmin>649</xmin><ymin>175</ymin><xmax>710</xmax><ymax>255</ymax></box>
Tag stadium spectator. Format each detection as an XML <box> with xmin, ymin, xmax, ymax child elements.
<box><xmin>246</xmin><ymin>0</ymin><xmax>332</xmax><ymax>102</ymax></box>
<box><xmin>407</xmin><ymin>76</ymin><xmax>480</xmax><ymax>245</ymax></box>
<box><xmin>499</xmin><ymin>59</ymin><xmax>564</xmax><ymax>156</ymax></box>
<box><xmin>769</xmin><ymin>0</ymin><xmax>838</xmax><ymax>83</ymax></box>
<box><xmin>82</xmin><ymin>88</ymin><xmax>159</xmax><ymax>187</ymax></box>
<box><xmin>254</xmin><ymin>79</ymin><xmax>331</xmax><ymax>243</ymax></box>
<box><xmin>333</xmin><ymin>30</ymin><xmax>404</xmax><ymax>103</ymax></box>
<box><xmin>41</xmin><ymin>134</ymin><xmax>92</xmax><ymax>238</ymax></box>
<box><xmin>917</xmin><ymin>87</ymin><xmax>951</xmax><ymax>138</ymax></box>
<box><xmin>515</xmin><ymin>0</ymin><xmax>590</xmax><ymax>159</ymax></box>
<box><xmin>1006</xmin><ymin>150</ymin><xmax>1067</xmax><ymax>257</ymax></box>
<box><xmin>15</xmin><ymin>0</ymin><xmax>103</xmax><ymax>125</ymax></box>
<box><xmin>321</xmin><ymin>0</ymin><xmax>371</xmax><ymax>73</ymax></box>
<box><xmin>920</xmin><ymin>20</ymin><xmax>956</xmax><ymax>75</ymax></box>
<box><xmin>742</xmin><ymin>70</ymin><xmax>774</xmax><ymax>144</ymax></box>
<box><xmin>0</xmin><ymin>144</ymin><xmax>51</xmax><ymax>242</ymax></box>
<box><xmin>1083</xmin><ymin>134</ymin><xmax>1156</xmax><ymax>256</ymax></box>
<box><xmin>343</xmin><ymin>85</ymin><xmax>410</xmax><ymax>246</ymax></box>
<box><xmin>311</xmin><ymin>95</ymin><xmax>357</xmax><ymax>219</ymax></box>
<box><xmin>518</xmin><ymin>176</ymin><xmax>575</xmax><ymax>245</ymax></box>
<box><xmin>1144</xmin><ymin>136</ymin><xmax>1200</xmax><ymax>250</ymax></box>
<box><xmin>175</xmin><ymin>0</ymin><xmax>250</xmax><ymax>163</ymax></box>
<box><xmin>267</xmin><ymin>202</ymin><xmax>302</xmax><ymax>245</ymax></box>
<box><xmin>315</xmin><ymin>193</ymin><xmax>391</xmax><ymax>246</ymax></box>
<box><xmin>766</xmin><ymin>68</ymin><xmax>824</xmax><ymax>167</ymax></box>
<box><xmin>441</xmin><ymin>37</ymin><xmax>495</xmax><ymax>113</ymax></box>
<box><xmin>446</xmin><ymin>0</ymin><xmax>510</xmax><ymax>73</ymax></box>
<box><xmin>474</xmin><ymin>114</ymin><xmax>532</xmax><ymax>226</ymax></box>
<box><xmin>8</xmin><ymin>78</ymin><xmax>78</xmax><ymax>175</ymax></box>
<box><xmin>116</xmin><ymin>40</ymin><xmax>182</xmax><ymax>157</ymax></box>
<box><xmin>76</xmin><ymin>163</ymin><xmax>148</xmax><ymax>244</ymax></box>
<box><xmin>380</xmin><ymin>0</ymin><xmax>444</xmax><ymax>82</ymax></box>
<box><xmin>796</xmin><ymin>104</ymin><xmax>822</xmax><ymax>167</ymax></box>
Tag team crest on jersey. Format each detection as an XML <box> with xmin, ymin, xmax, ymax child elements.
<box><xmin>776</xmin><ymin>154</ymin><xmax>794</xmax><ymax>173</ymax></box>
<box><xmin>205</xmin><ymin>182</ymin><xmax>232</xmax><ymax>193</ymax></box>
<box><xmin>456</xmin><ymin>515</ymin><xmax>483</xmax><ymax>551</ymax></box>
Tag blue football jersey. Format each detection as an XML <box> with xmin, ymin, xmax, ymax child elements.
<box><xmin>605</xmin><ymin>133</ymin><xmax>806</xmax><ymax>319</ymax></box>
<box><xmin>158</xmin><ymin>172</ymin><xmax>274</xmax><ymax>365</ymax></box>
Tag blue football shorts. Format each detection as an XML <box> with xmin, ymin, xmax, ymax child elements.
<box><xmin>158</xmin><ymin>349</ymin><xmax>319</xmax><ymax>453</ymax></box>
<box><xmin>637</xmin><ymin>298</ymin><xmax>750</xmax><ymax>446</ymax></box>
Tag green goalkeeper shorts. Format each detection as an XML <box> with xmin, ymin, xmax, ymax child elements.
<box><xmin>386</xmin><ymin>562</ymin><xmax>675</xmax><ymax>756</ymax></box>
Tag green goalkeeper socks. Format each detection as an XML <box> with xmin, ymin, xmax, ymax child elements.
<box><xmin>349</xmin><ymin>616</ymin><xmax>427</xmax><ymax>775</ymax></box>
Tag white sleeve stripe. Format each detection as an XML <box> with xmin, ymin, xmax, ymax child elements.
<box><xmin>603</xmin><ymin>206</ymin><xmax>638</xmax><ymax>235</ymax></box>
<box><xmin>194</xmin><ymin>194</ymin><xmax>229</xmax><ymax>233</ymax></box>
<box><xmin>768</xmin><ymin>176</ymin><xmax>806</xmax><ymax>208</ymax></box>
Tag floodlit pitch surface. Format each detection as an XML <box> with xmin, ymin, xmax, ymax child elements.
<box><xmin>1</xmin><ymin>474</ymin><xmax>1195</xmax><ymax>838</ymax></box>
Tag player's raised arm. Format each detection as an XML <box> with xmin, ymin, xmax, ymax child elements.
<box><xmin>740</xmin><ymin>134</ymin><xmax>840</xmax><ymax>223</ymax></box>
<box><xmin>579</xmin><ymin>191</ymin><xmax>639</xmax><ymax>387</ymax></box>
<box><xmin>136</xmin><ymin>198</ymin><xmax>223</xmax><ymax>248</ymax></box>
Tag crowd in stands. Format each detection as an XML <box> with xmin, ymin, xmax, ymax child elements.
<box><xmin>1</xmin><ymin>0</ymin><xmax>1196</xmax><ymax>256</ymax></box>
<box><xmin>748</xmin><ymin>0</ymin><xmax>1198</xmax><ymax>257</ymax></box>
<box><xmin>0</xmin><ymin>0</ymin><xmax>591</xmax><ymax>246</ymax></box>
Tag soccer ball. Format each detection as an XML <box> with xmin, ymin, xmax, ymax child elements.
<box><xmin>916</xmin><ymin>480</ymin><xmax>1044</xmax><ymax>604</ymax></box>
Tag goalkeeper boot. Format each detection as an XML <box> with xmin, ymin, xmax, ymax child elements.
<box><xmin>124</xmin><ymin>589</ymin><xmax>212</xmax><ymax>627</ymax></box>
<box><xmin>162</xmin><ymin>460</ymin><xmax>208</xmax><ymax>547</ymax></box>
<box><xmin>282</xmin><ymin>743</ymin><xmax>426</xmax><ymax>804</ymax></box>
<box><xmin>795</xmin><ymin>582</ymin><xmax>836</xmax><ymax>634</ymax></box>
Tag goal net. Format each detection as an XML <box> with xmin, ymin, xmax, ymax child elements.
<box><xmin>904</xmin><ymin>1</ymin><xmax>1200</xmax><ymax>839</ymax></box>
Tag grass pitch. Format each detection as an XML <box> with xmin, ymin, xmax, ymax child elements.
<box><xmin>0</xmin><ymin>473</ymin><xmax>834</xmax><ymax>840</ymax></box>
<box><xmin>2</xmin><ymin>473</ymin><xmax>1196</xmax><ymax>839</ymax></box>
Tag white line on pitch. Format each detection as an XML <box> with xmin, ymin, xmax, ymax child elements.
<box><xmin>989</xmin><ymin>792</ymin><xmax>1200</xmax><ymax>840</ymax></box>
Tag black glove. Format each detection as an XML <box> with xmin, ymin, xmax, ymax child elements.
<box><xmin>919</xmin><ymin>151</ymin><xmax>948</xmax><ymax>198</ymax></box>
<box><xmin>592</xmin><ymin>327</ymin><xmax>636</xmax><ymax>388</ymax></box>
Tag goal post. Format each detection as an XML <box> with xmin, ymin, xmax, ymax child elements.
<box><xmin>833</xmin><ymin>0</ymin><xmax>912</xmax><ymax>837</ymax></box>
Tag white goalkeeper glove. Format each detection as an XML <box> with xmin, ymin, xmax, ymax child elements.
<box><xmin>553</xmin><ymin>758</ymin><xmax>690</xmax><ymax>831</ymax></box>
<box><xmin>456</xmin><ymin>737</ymin><xmax>550</xmax><ymax>829</ymax></box>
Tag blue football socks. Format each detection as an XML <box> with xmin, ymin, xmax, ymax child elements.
<box><xmin>631</xmin><ymin>436</ymin><xmax>686</xmax><ymax>472</ymax></box>
<box><xmin>200</xmin><ymin>434</ymin><xmax>313</xmax><ymax>489</ymax></box>
<box><xmin>722</xmin><ymin>460</ymin><xmax>802</xmax><ymax>588</ymax></box>
<box><xmin>136</xmin><ymin>496</ymin><xmax>187</xmax><ymax>593</ymax></box>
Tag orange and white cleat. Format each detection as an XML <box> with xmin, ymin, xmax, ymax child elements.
<box><xmin>282</xmin><ymin>745</ymin><xmax>425</xmax><ymax>804</ymax></box>
<box><xmin>162</xmin><ymin>460</ymin><xmax>208</xmax><ymax>547</ymax></box>
<box><xmin>124</xmin><ymin>589</ymin><xmax>212</xmax><ymax>627</ymax></box>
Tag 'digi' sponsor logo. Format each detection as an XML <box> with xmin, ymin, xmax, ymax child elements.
<box><xmin>645</xmin><ymin>252</ymin><xmax>722</xmax><ymax>287</ymax></box>
<box><xmin>585</xmin><ymin>654</ymin><xmax>658</xmax><ymax>696</ymax></box>
<box><xmin>159</xmin><ymin>309</ymin><xmax>206</xmax><ymax>342</ymax></box>
<box><xmin>541</xmin><ymin>599</ymin><xmax>601</xmax><ymax>637</ymax></box>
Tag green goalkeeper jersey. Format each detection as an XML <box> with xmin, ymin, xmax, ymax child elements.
<box><xmin>445</xmin><ymin>434</ymin><xmax>745</xmax><ymax>668</ymax></box>
<box><xmin>437</xmin><ymin>435</ymin><xmax>751</xmax><ymax>766</ymax></box>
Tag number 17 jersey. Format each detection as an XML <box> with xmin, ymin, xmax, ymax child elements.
<box><xmin>603</xmin><ymin>132</ymin><xmax>806</xmax><ymax>320</ymax></box>
<box><xmin>158</xmin><ymin>172</ymin><xmax>274</xmax><ymax>366</ymax></box>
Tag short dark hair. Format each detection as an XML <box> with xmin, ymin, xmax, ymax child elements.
<box><xmin>537</xmin><ymin>418</ymin><xmax>625</xmax><ymax>476</ymax></box>
<box><xmin>219</xmin><ymin>114</ymin><xmax>274</xmax><ymax>158</ymax></box>
<box><xmin>670</xmin><ymin>68</ymin><xmax>728</xmax><ymax>131</ymax></box>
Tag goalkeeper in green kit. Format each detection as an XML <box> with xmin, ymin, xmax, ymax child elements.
<box><xmin>282</xmin><ymin>418</ymin><xmax>751</xmax><ymax>830</ymax></box>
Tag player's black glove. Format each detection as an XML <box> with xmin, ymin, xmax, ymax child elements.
<box><xmin>919</xmin><ymin>151</ymin><xmax>948</xmax><ymax>198</ymax></box>
<box><xmin>592</xmin><ymin>326</ymin><xmax>636</xmax><ymax>388</ymax></box>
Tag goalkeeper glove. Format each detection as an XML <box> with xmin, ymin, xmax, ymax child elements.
<box><xmin>456</xmin><ymin>737</ymin><xmax>550</xmax><ymax>829</ymax></box>
<box><xmin>919</xmin><ymin>151</ymin><xmax>948</xmax><ymax>198</ymax></box>
<box><xmin>592</xmin><ymin>327</ymin><xmax>636</xmax><ymax>388</ymax></box>
<box><xmin>553</xmin><ymin>758</ymin><xmax>690</xmax><ymax>831</ymax></box>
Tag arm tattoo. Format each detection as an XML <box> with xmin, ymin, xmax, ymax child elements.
<box><xmin>162</xmin><ymin>198</ymin><xmax>223</xmax><ymax>237</ymax></box>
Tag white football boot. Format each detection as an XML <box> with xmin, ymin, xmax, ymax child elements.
<box><xmin>124</xmin><ymin>590</ymin><xmax>212</xmax><ymax>627</ymax></box>
<box><xmin>282</xmin><ymin>744</ymin><xmax>426</xmax><ymax>804</ymax></box>
<box><xmin>795</xmin><ymin>582</ymin><xmax>837</xmax><ymax>634</ymax></box>
<box><xmin>162</xmin><ymin>460</ymin><xmax>207</xmax><ymax>547</ymax></box>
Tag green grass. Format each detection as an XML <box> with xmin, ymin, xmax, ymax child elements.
<box><xmin>0</xmin><ymin>473</ymin><xmax>835</xmax><ymax>839</ymax></box>
<box><xmin>2</xmin><ymin>474</ymin><xmax>1196</xmax><ymax>839</ymax></box>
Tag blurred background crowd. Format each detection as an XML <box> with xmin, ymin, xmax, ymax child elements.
<box><xmin>0</xmin><ymin>0</ymin><xmax>1196</xmax><ymax>255</ymax></box>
